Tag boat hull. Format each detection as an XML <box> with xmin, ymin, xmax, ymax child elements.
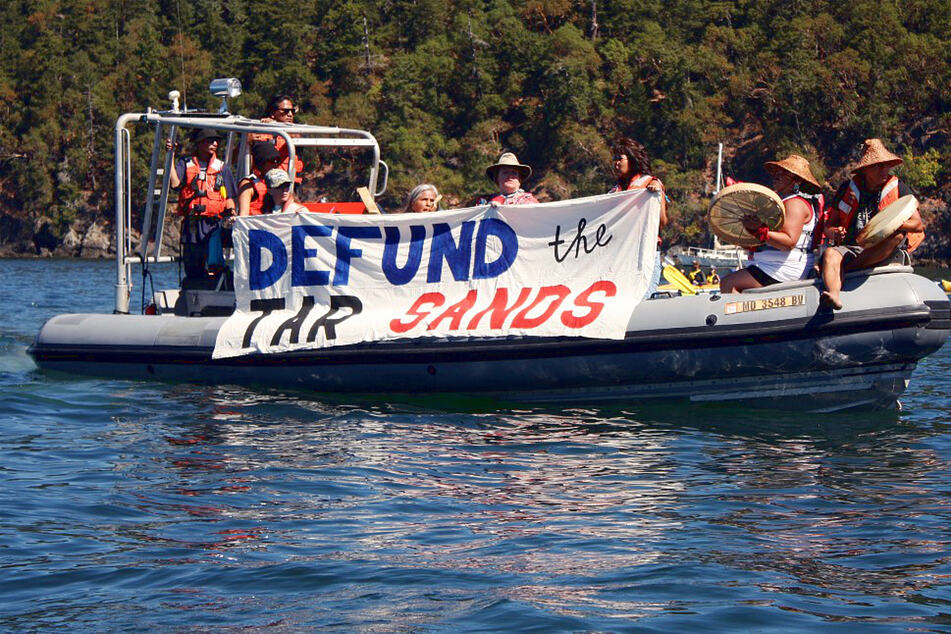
<box><xmin>29</xmin><ymin>268</ymin><xmax>950</xmax><ymax>411</ymax></box>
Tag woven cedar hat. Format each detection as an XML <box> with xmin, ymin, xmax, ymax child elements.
<box><xmin>851</xmin><ymin>138</ymin><xmax>903</xmax><ymax>174</ymax></box>
<box><xmin>763</xmin><ymin>154</ymin><xmax>821</xmax><ymax>193</ymax></box>
<box><xmin>486</xmin><ymin>152</ymin><xmax>532</xmax><ymax>183</ymax></box>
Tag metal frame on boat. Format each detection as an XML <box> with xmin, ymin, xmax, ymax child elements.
<box><xmin>113</xmin><ymin>83</ymin><xmax>388</xmax><ymax>314</ymax></box>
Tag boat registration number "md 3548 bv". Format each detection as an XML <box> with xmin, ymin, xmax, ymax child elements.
<box><xmin>724</xmin><ymin>294</ymin><xmax>805</xmax><ymax>315</ymax></box>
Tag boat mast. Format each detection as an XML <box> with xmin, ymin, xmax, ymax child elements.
<box><xmin>713</xmin><ymin>142</ymin><xmax>724</xmax><ymax>250</ymax></box>
<box><xmin>714</xmin><ymin>142</ymin><xmax>723</xmax><ymax>194</ymax></box>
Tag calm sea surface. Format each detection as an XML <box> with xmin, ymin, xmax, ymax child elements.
<box><xmin>3</xmin><ymin>258</ymin><xmax>951</xmax><ymax>631</ymax></box>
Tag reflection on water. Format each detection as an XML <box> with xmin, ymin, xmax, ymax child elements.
<box><xmin>36</xmin><ymin>383</ymin><xmax>936</xmax><ymax>629</ymax></box>
<box><xmin>2</xmin><ymin>258</ymin><xmax>951</xmax><ymax>629</ymax></box>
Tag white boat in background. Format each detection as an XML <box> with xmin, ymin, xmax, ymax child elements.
<box><xmin>669</xmin><ymin>241</ymin><xmax>746</xmax><ymax>271</ymax></box>
<box><xmin>669</xmin><ymin>143</ymin><xmax>749</xmax><ymax>272</ymax></box>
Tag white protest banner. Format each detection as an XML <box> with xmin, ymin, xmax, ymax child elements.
<box><xmin>212</xmin><ymin>189</ymin><xmax>659</xmax><ymax>359</ymax></box>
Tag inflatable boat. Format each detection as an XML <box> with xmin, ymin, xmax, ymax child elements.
<box><xmin>28</xmin><ymin>265</ymin><xmax>950</xmax><ymax>411</ymax></box>
<box><xmin>26</xmin><ymin>83</ymin><xmax>951</xmax><ymax>411</ymax></box>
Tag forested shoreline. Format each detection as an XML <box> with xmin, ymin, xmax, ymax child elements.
<box><xmin>0</xmin><ymin>0</ymin><xmax>948</xmax><ymax>259</ymax></box>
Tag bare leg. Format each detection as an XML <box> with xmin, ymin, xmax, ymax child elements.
<box><xmin>820</xmin><ymin>248</ymin><xmax>844</xmax><ymax>310</ymax></box>
<box><xmin>823</xmin><ymin>234</ymin><xmax>905</xmax><ymax>309</ymax></box>
<box><xmin>720</xmin><ymin>269</ymin><xmax>762</xmax><ymax>294</ymax></box>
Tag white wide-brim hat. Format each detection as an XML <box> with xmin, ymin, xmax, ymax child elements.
<box><xmin>486</xmin><ymin>152</ymin><xmax>532</xmax><ymax>183</ymax></box>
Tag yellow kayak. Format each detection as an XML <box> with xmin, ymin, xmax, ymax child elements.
<box><xmin>658</xmin><ymin>282</ymin><xmax>719</xmax><ymax>293</ymax></box>
<box><xmin>941</xmin><ymin>280</ymin><xmax>951</xmax><ymax>293</ymax></box>
<box><xmin>661</xmin><ymin>265</ymin><xmax>697</xmax><ymax>295</ymax></box>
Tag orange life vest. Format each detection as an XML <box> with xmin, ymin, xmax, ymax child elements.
<box><xmin>177</xmin><ymin>156</ymin><xmax>234</xmax><ymax>218</ymax></box>
<box><xmin>244</xmin><ymin>174</ymin><xmax>269</xmax><ymax>216</ymax></box>
<box><xmin>835</xmin><ymin>175</ymin><xmax>922</xmax><ymax>252</ymax></box>
<box><xmin>274</xmin><ymin>136</ymin><xmax>304</xmax><ymax>184</ymax></box>
<box><xmin>837</xmin><ymin>176</ymin><xmax>899</xmax><ymax>241</ymax></box>
<box><xmin>609</xmin><ymin>174</ymin><xmax>663</xmax><ymax>247</ymax></box>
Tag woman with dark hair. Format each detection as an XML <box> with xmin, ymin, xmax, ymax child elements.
<box><xmin>264</xmin><ymin>94</ymin><xmax>298</xmax><ymax>122</ymax></box>
<box><xmin>237</xmin><ymin>142</ymin><xmax>283</xmax><ymax>216</ymax></box>
<box><xmin>259</xmin><ymin>94</ymin><xmax>305</xmax><ymax>183</ymax></box>
<box><xmin>609</xmin><ymin>137</ymin><xmax>668</xmax><ymax>297</ymax></box>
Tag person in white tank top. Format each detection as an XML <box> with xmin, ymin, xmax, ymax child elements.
<box><xmin>720</xmin><ymin>154</ymin><xmax>823</xmax><ymax>293</ymax></box>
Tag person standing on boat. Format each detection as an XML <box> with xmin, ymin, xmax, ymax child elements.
<box><xmin>168</xmin><ymin>128</ymin><xmax>237</xmax><ymax>285</ymax></box>
<box><xmin>402</xmin><ymin>184</ymin><xmax>440</xmax><ymax>213</ymax></box>
<box><xmin>608</xmin><ymin>138</ymin><xmax>668</xmax><ymax>297</ymax></box>
<box><xmin>478</xmin><ymin>153</ymin><xmax>539</xmax><ymax>205</ymax></box>
<box><xmin>719</xmin><ymin>154</ymin><xmax>821</xmax><ymax>293</ymax></box>
<box><xmin>819</xmin><ymin>139</ymin><xmax>924</xmax><ymax>310</ymax></box>
<box><xmin>259</xmin><ymin>94</ymin><xmax>305</xmax><ymax>185</ymax></box>
<box><xmin>238</xmin><ymin>142</ymin><xmax>283</xmax><ymax>216</ymax></box>
<box><xmin>264</xmin><ymin>169</ymin><xmax>309</xmax><ymax>214</ymax></box>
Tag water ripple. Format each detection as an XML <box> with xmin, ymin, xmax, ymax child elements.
<box><xmin>3</xmin><ymin>259</ymin><xmax>951</xmax><ymax>630</ymax></box>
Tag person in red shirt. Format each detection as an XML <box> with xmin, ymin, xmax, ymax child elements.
<box><xmin>609</xmin><ymin>137</ymin><xmax>667</xmax><ymax>227</ymax></box>
<box><xmin>477</xmin><ymin>153</ymin><xmax>539</xmax><ymax>205</ymax></box>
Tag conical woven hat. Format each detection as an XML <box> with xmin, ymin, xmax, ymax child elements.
<box><xmin>764</xmin><ymin>154</ymin><xmax>821</xmax><ymax>193</ymax></box>
<box><xmin>851</xmin><ymin>138</ymin><xmax>903</xmax><ymax>173</ymax></box>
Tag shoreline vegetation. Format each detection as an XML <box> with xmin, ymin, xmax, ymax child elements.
<box><xmin>0</xmin><ymin>1</ymin><xmax>948</xmax><ymax>259</ymax></box>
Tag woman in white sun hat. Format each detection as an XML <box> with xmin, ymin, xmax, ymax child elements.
<box><xmin>477</xmin><ymin>152</ymin><xmax>539</xmax><ymax>205</ymax></box>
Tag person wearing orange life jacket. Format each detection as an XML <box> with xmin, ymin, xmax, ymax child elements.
<box><xmin>477</xmin><ymin>153</ymin><xmax>539</xmax><ymax>206</ymax></box>
<box><xmin>720</xmin><ymin>154</ymin><xmax>822</xmax><ymax>293</ymax></box>
<box><xmin>608</xmin><ymin>137</ymin><xmax>668</xmax><ymax>298</ymax></box>
<box><xmin>259</xmin><ymin>94</ymin><xmax>305</xmax><ymax>184</ymax></box>
<box><xmin>238</xmin><ymin>142</ymin><xmax>283</xmax><ymax>217</ymax></box>
<box><xmin>819</xmin><ymin>139</ymin><xmax>924</xmax><ymax>310</ymax></box>
<box><xmin>168</xmin><ymin>128</ymin><xmax>237</xmax><ymax>284</ymax></box>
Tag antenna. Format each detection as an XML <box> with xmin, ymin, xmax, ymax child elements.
<box><xmin>715</xmin><ymin>142</ymin><xmax>724</xmax><ymax>194</ymax></box>
<box><xmin>168</xmin><ymin>90</ymin><xmax>181</xmax><ymax>113</ymax></box>
<box><xmin>713</xmin><ymin>143</ymin><xmax>725</xmax><ymax>251</ymax></box>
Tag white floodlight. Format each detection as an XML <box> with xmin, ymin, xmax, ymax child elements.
<box><xmin>209</xmin><ymin>78</ymin><xmax>242</xmax><ymax>114</ymax></box>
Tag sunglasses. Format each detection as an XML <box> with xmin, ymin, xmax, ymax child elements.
<box><xmin>275</xmin><ymin>107</ymin><xmax>297</xmax><ymax>115</ymax></box>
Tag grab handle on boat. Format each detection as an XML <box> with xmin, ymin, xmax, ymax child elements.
<box><xmin>375</xmin><ymin>160</ymin><xmax>389</xmax><ymax>198</ymax></box>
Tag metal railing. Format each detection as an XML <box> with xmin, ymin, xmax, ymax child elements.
<box><xmin>113</xmin><ymin>110</ymin><xmax>386</xmax><ymax>314</ymax></box>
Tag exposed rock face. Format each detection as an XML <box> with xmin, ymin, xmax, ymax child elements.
<box><xmin>0</xmin><ymin>206</ymin><xmax>182</xmax><ymax>258</ymax></box>
<box><xmin>60</xmin><ymin>220</ymin><xmax>112</xmax><ymax>257</ymax></box>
